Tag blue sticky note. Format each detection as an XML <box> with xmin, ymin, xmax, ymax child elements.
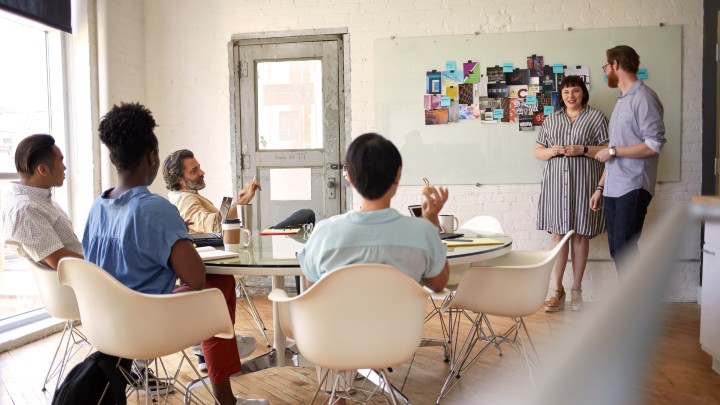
<box><xmin>525</xmin><ymin>94</ymin><xmax>537</xmax><ymax>105</ymax></box>
<box><xmin>553</xmin><ymin>64</ymin><xmax>564</xmax><ymax>73</ymax></box>
<box><xmin>544</xmin><ymin>105</ymin><xmax>555</xmax><ymax>116</ymax></box>
<box><xmin>502</xmin><ymin>63</ymin><xmax>513</xmax><ymax>73</ymax></box>
<box><xmin>493</xmin><ymin>108</ymin><xmax>504</xmax><ymax>119</ymax></box>
<box><xmin>445</xmin><ymin>61</ymin><xmax>457</xmax><ymax>71</ymax></box>
<box><xmin>638</xmin><ymin>68</ymin><xmax>648</xmax><ymax>79</ymax></box>
<box><xmin>603</xmin><ymin>74</ymin><xmax>608</xmax><ymax>82</ymax></box>
<box><xmin>441</xmin><ymin>96</ymin><xmax>451</xmax><ymax>107</ymax></box>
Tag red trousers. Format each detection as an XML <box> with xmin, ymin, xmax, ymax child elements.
<box><xmin>175</xmin><ymin>274</ymin><xmax>241</xmax><ymax>384</ymax></box>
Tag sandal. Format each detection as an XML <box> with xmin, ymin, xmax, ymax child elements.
<box><xmin>571</xmin><ymin>288</ymin><xmax>583</xmax><ymax>311</ymax></box>
<box><xmin>544</xmin><ymin>287</ymin><xmax>566</xmax><ymax>312</ymax></box>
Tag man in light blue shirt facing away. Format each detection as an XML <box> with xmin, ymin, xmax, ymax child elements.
<box><xmin>591</xmin><ymin>45</ymin><xmax>666</xmax><ymax>269</ymax></box>
<box><xmin>297</xmin><ymin>132</ymin><xmax>449</xmax><ymax>292</ymax></box>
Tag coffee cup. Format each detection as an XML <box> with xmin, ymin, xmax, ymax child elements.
<box><xmin>439</xmin><ymin>215</ymin><xmax>459</xmax><ymax>233</ymax></box>
<box><xmin>222</xmin><ymin>218</ymin><xmax>251</xmax><ymax>250</ymax></box>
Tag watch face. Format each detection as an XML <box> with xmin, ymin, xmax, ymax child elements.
<box><xmin>609</xmin><ymin>147</ymin><xmax>616</xmax><ymax>156</ymax></box>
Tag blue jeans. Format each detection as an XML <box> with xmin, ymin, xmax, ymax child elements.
<box><xmin>604</xmin><ymin>188</ymin><xmax>652</xmax><ymax>269</ymax></box>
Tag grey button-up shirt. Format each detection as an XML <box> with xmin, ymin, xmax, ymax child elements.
<box><xmin>604</xmin><ymin>79</ymin><xmax>666</xmax><ymax>197</ymax></box>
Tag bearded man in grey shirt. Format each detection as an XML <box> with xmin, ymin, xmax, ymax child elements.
<box><xmin>590</xmin><ymin>45</ymin><xmax>666</xmax><ymax>269</ymax></box>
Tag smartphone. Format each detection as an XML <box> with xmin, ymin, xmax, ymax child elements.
<box><xmin>219</xmin><ymin>196</ymin><xmax>232</xmax><ymax>220</ymax></box>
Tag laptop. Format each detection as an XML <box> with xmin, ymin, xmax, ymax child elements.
<box><xmin>407</xmin><ymin>205</ymin><xmax>464</xmax><ymax>240</ymax></box>
<box><xmin>190</xmin><ymin>232</ymin><xmax>224</xmax><ymax>247</ymax></box>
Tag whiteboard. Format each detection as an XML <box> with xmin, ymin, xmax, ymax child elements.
<box><xmin>374</xmin><ymin>26</ymin><xmax>682</xmax><ymax>185</ymax></box>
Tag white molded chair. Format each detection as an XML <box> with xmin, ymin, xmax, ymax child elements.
<box><xmin>437</xmin><ymin>231</ymin><xmax>573</xmax><ymax>402</ymax></box>
<box><xmin>269</xmin><ymin>263</ymin><xmax>430</xmax><ymax>404</ymax></box>
<box><xmin>57</xmin><ymin>258</ymin><xmax>235</xmax><ymax>404</ymax></box>
<box><xmin>28</xmin><ymin>259</ymin><xmax>91</xmax><ymax>391</ymax></box>
<box><xmin>425</xmin><ymin>215</ymin><xmax>506</xmax><ymax>362</ymax></box>
<box><xmin>459</xmin><ymin>215</ymin><xmax>505</xmax><ymax>235</ymax></box>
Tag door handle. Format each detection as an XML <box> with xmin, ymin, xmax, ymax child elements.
<box><xmin>702</xmin><ymin>248</ymin><xmax>716</xmax><ymax>256</ymax></box>
<box><xmin>327</xmin><ymin>179</ymin><xmax>336</xmax><ymax>188</ymax></box>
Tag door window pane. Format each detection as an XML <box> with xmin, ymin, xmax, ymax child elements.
<box><xmin>256</xmin><ymin>60</ymin><xmax>323</xmax><ymax>150</ymax></box>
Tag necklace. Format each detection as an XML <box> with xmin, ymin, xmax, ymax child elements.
<box><xmin>565</xmin><ymin>109</ymin><xmax>582</xmax><ymax>119</ymax></box>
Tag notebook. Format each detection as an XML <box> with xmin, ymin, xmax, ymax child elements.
<box><xmin>443</xmin><ymin>238</ymin><xmax>505</xmax><ymax>247</ymax></box>
<box><xmin>407</xmin><ymin>205</ymin><xmax>464</xmax><ymax>240</ymax></box>
<box><xmin>195</xmin><ymin>246</ymin><xmax>238</xmax><ymax>261</ymax></box>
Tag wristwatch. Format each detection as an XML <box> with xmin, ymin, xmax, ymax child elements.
<box><xmin>608</xmin><ymin>146</ymin><xmax>617</xmax><ymax>157</ymax></box>
<box><xmin>582</xmin><ymin>145</ymin><xmax>589</xmax><ymax>154</ymax></box>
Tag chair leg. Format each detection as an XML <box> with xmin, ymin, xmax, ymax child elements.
<box><xmin>514</xmin><ymin>318</ymin><xmax>536</xmax><ymax>387</ymax></box>
<box><xmin>237</xmin><ymin>278</ymin><xmax>271</xmax><ymax>347</ymax></box>
<box><xmin>379</xmin><ymin>369</ymin><xmax>399</xmax><ymax>405</ymax></box>
<box><xmin>310</xmin><ymin>369</ymin><xmax>329</xmax><ymax>405</ymax></box>
<box><xmin>42</xmin><ymin>320</ymin><xmax>90</xmax><ymax>391</ymax></box>
<box><xmin>181</xmin><ymin>350</ymin><xmax>223</xmax><ymax>405</ymax></box>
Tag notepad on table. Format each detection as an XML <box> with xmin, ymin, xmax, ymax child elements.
<box><xmin>260</xmin><ymin>228</ymin><xmax>300</xmax><ymax>236</ymax></box>
<box><xmin>195</xmin><ymin>246</ymin><xmax>238</xmax><ymax>261</ymax></box>
<box><xmin>443</xmin><ymin>238</ymin><xmax>505</xmax><ymax>247</ymax></box>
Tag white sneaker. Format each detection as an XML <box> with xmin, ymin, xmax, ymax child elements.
<box><xmin>236</xmin><ymin>336</ymin><xmax>257</xmax><ymax>359</ymax></box>
<box><xmin>236</xmin><ymin>396</ymin><xmax>270</xmax><ymax>405</ymax></box>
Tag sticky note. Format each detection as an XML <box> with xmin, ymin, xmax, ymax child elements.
<box><xmin>638</xmin><ymin>68</ymin><xmax>648</xmax><ymax>79</ymax></box>
<box><xmin>493</xmin><ymin>108</ymin><xmax>504</xmax><ymax>119</ymax></box>
<box><xmin>446</xmin><ymin>61</ymin><xmax>457</xmax><ymax>71</ymax></box>
<box><xmin>441</xmin><ymin>96</ymin><xmax>451</xmax><ymax>107</ymax></box>
<box><xmin>525</xmin><ymin>94</ymin><xmax>537</xmax><ymax>105</ymax></box>
<box><xmin>502</xmin><ymin>63</ymin><xmax>513</xmax><ymax>73</ymax></box>
<box><xmin>446</xmin><ymin>86</ymin><xmax>458</xmax><ymax>99</ymax></box>
<box><xmin>544</xmin><ymin>105</ymin><xmax>555</xmax><ymax>116</ymax></box>
<box><xmin>553</xmin><ymin>64</ymin><xmax>564</xmax><ymax>73</ymax></box>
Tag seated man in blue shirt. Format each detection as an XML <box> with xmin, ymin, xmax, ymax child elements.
<box><xmin>83</xmin><ymin>102</ymin><xmax>266</xmax><ymax>405</ymax></box>
<box><xmin>297</xmin><ymin>133</ymin><xmax>449</xmax><ymax>399</ymax></box>
<box><xmin>298</xmin><ymin>132</ymin><xmax>449</xmax><ymax>290</ymax></box>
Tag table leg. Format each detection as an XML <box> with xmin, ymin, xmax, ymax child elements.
<box><xmin>272</xmin><ymin>275</ymin><xmax>286</xmax><ymax>367</ymax></box>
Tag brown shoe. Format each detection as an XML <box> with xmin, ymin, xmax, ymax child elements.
<box><xmin>544</xmin><ymin>287</ymin><xmax>566</xmax><ymax>312</ymax></box>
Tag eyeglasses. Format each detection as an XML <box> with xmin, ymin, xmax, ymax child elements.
<box><xmin>602</xmin><ymin>63</ymin><xmax>610</xmax><ymax>73</ymax></box>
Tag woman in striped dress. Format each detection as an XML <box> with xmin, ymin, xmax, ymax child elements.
<box><xmin>535</xmin><ymin>76</ymin><xmax>609</xmax><ymax>312</ymax></box>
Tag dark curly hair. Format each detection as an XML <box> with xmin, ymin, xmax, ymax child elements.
<box><xmin>345</xmin><ymin>133</ymin><xmax>402</xmax><ymax>200</ymax></box>
<box><xmin>163</xmin><ymin>149</ymin><xmax>194</xmax><ymax>191</ymax></box>
<box><xmin>98</xmin><ymin>102</ymin><xmax>158</xmax><ymax>172</ymax></box>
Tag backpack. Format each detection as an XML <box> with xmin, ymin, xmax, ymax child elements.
<box><xmin>52</xmin><ymin>351</ymin><xmax>132</xmax><ymax>405</ymax></box>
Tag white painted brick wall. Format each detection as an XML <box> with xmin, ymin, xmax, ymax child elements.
<box><xmin>136</xmin><ymin>0</ymin><xmax>703</xmax><ymax>301</ymax></box>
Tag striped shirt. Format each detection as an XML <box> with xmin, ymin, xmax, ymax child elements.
<box><xmin>536</xmin><ymin>106</ymin><xmax>609</xmax><ymax>238</ymax></box>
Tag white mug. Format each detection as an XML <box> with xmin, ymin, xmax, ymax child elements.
<box><xmin>222</xmin><ymin>219</ymin><xmax>251</xmax><ymax>249</ymax></box>
<box><xmin>439</xmin><ymin>215</ymin><xmax>459</xmax><ymax>233</ymax></box>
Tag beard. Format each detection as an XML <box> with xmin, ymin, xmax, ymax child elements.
<box><xmin>185</xmin><ymin>178</ymin><xmax>206</xmax><ymax>191</ymax></box>
<box><xmin>606</xmin><ymin>73</ymin><xmax>619</xmax><ymax>88</ymax></box>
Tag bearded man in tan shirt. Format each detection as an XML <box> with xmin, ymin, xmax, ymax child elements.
<box><xmin>163</xmin><ymin>149</ymin><xmax>260</xmax><ymax>234</ymax></box>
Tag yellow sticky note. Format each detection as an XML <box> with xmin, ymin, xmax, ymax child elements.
<box><xmin>446</xmin><ymin>86</ymin><xmax>458</xmax><ymax>99</ymax></box>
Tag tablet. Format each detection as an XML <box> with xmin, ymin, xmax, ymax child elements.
<box><xmin>408</xmin><ymin>204</ymin><xmax>422</xmax><ymax>217</ymax></box>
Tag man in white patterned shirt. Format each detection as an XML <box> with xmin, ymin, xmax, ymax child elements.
<box><xmin>1</xmin><ymin>134</ymin><xmax>82</xmax><ymax>269</ymax></box>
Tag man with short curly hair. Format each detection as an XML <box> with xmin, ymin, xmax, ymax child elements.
<box><xmin>163</xmin><ymin>149</ymin><xmax>260</xmax><ymax>234</ymax></box>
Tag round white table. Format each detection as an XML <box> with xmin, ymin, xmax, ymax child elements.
<box><xmin>204</xmin><ymin>230</ymin><xmax>513</xmax><ymax>369</ymax></box>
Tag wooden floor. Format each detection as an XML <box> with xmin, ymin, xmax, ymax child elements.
<box><xmin>1</xmin><ymin>300</ymin><xmax>719</xmax><ymax>404</ymax></box>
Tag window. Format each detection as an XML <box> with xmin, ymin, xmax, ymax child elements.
<box><xmin>0</xmin><ymin>11</ymin><xmax>69</xmax><ymax>330</ymax></box>
<box><xmin>256</xmin><ymin>60</ymin><xmax>323</xmax><ymax>150</ymax></box>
